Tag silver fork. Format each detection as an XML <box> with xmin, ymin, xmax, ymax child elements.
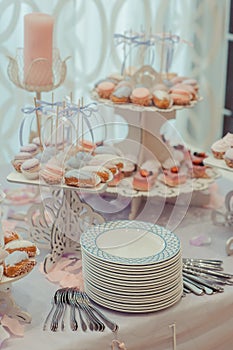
<box><xmin>50</xmin><ymin>288</ymin><xmax>66</xmax><ymax>332</ymax></box>
<box><xmin>67</xmin><ymin>289</ymin><xmax>78</xmax><ymax>331</ymax></box>
<box><xmin>76</xmin><ymin>292</ymin><xmax>105</xmax><ymax>332</ymax></box>
<box><xmin>80</xmin><ymin>292</ymin><xmax>118</xmax><ymax>332</ymax></box>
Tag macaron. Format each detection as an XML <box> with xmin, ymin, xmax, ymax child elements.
<box><xmin>40</xmin><ymin>163</ymin><xmax>64</xmax><ymax>185</ymax></box>
<box><xmin>20</xmin><ymin>143</ymin><xmax>38</xmax><ymax>156</ymax></box>
<box><xmin>11</xmin><ymin>152</ymin><xmax>33</xmax><ymax>173</ymax></box>
<box><xmin>21</xmin><ymin>158</ymin><xmax>40</xmax><ymax>180</ymax></box>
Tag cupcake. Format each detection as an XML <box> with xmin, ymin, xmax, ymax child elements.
<box><xmin>224</xmin><ymin>148</ymin><xmax>233</xmax><ymax>168</ymax></box>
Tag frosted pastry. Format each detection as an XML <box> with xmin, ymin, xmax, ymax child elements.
<box><xmin>152</xmin><ymin>90</ymin><xmax>172</xmax><ymax>109</ymax></box>
<box><xmin>211</xmin><ymin>139</ymin><xmax>229</xmax><ymax>159</ymax></box>
<box><xmin>110</xmin><ymin>86</ymin><xmax>132</xmax><ymax>104</ymax></box>
<box><xmin>4</xmin><ymin>251</ymin><xmax>36</xmax><ymax>278</ymax></box>
<box><xmin>224</xmin><ymin>148</ymin><xmax>233</xmax><ymax>168</ymax></box>
<box><xmin>4</xmin><ymin>231</ymin><xmax>20</xmax><ymax>245</ymax></box>
<box><xmin>171</xmin><ymin>83</ymin><xmax>197</xmax><ymax>100</ymax></box>
<box><xmin>222</xmin><ymin>132</ymin><xmax>233</xmax><ymax>147</ymax></box>
<box><xmin>80</xmin><ymin>165</ymin><xmax>113</xmax><ymax>183</ymax></box>
<box><xmin>21</xmin><ymin>158</ymin><xmax>40</xmax><ymax>180</ymax></box>
<box><xmin>64</xmin><ymin>169</ymin><xmax>101</xmax><ymax>188</ymax></box>
<box><xmin>0</xmin><ymin>247</ymin><xmax>9</xmax><ymax>264</ymax></box>
<box><xmin>130</xmin><ymin>87</ymin><xmax>152</xmax><ymax>106</ymax></box>
<box><xmin>97</xmin><ymin>81</ymin><xmax>115</xmax><ymax>99</ymax></box>
<box><xmin>66</xmin><ymin>152</ymin><xmax>93</xmax><ymax>170</ymax></box>
<box><xmin>170</xmin><ymin>92</ymin><xmax>191</xmax><ymax>106</ymax></box>
<box><xmin>5</xmin><ymin>239</ymin><xmax>37</xmax><ymax>258</ymax></box>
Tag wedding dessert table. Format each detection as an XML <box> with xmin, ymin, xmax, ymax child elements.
<box><xmin>1</xmin><ymin>164</ymin><xmax>233</xmax><ymax>350</ymax></box>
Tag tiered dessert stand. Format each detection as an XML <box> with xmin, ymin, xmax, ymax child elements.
<box><xmin>91</xmin><ymin>65</ymin><xmax>210</xmax><ymax>221</ymax></box>
<box><xmin>7</xmin><ymin>50</ymin><xmax>106</xmax><ymax>273</ymax></box>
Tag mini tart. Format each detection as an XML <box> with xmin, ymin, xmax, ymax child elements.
<box><xmin>64</xmin><ymin>169</ymin><xmax>101</xmax><ymax>188</ymax></box>
<box><xmin>97</xmin><ymin>81</ymin><xmax>115</xmax><ymax>99</ymax></box>
<box><xmin>133</xmin><ymin>171</ymin><xmax>156</xmax><ymax>191</ymax></box>
<box><xmin>4</xmin><ymin>251</ymin><xmax>36</xmax><ymax>278</ymax></box>
<box><xmin>190</xmin><ymin>159</ymin><xmax>208</xmax><ymax>178</ymax></box>
<box><xmin>4</xmin><ymin>231</ymin><xmax>20</xmax><ymax>245</ymax></box>
<box><xmin>5</xmin><ymin>239</ymin><xmax>37</xmax><ymax>258</ymax></box>
<box><xmin>224</xmin><ymin>148</ymin><xmax>233</xmax><ymax>168</ymax></box>
<box><xmin>130</xmin><ymin>87</ymin><xmax>152</xmax><ymax>106</ymax></box>
<box><xmin>162</xmin><ymin>167</ymin><xmax>187</xmax><ymax>187</ymax></box>
<box><xmin>152</xmin><ymin>90</ymin><xmax>171</xmax><ymax>109</ymax></box>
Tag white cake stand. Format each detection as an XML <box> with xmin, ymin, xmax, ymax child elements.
<box><xmin>7</xmin><ymin>173</ymin><xmax>105</xmax><ymax>273</ymax></box>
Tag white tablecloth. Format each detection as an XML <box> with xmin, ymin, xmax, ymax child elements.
<box><xmin>1</xmin><ymin>168</ymin><xmax>233</xmax><ymax>350</ymax></box>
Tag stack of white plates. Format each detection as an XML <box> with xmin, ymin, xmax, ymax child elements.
<box><xmin>80</xmin><ymin>220</ymin><xmax>183</xmax><ymax>313</ymax></box>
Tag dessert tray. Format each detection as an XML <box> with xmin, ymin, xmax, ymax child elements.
<box><xmin>107</xmin><ymin>167</ymin><xmax>220</xmax><ymax>198</ymax></box>
<box><xmin>204</xmin><ymin>156</ymin><xmax>233</xmax><ymax>173</ymax></box>
<box><xmin>81</xmin><ymin>220</ymin><xmax>183</xmax><ymax>313</ymax></box>
<box><xmin>91</xmin><ymin>89</ymin><xmax>202</xmax><ymax>113</ymax></box>
<box><xmin>7</xmin><ymin>172</ymin><xmax>106</xmax><ymax>194</ymax></box>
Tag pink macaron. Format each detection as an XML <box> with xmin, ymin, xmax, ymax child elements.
<box><xmin>40</xmin><ymin>163</ymin><xmax>64</xmax><ymax>185</ymax></box>
<box><xmin>20</xmin><ymin>143</ymin><xmax>38</xmax><ymax>157</ymax></box>
<box><xmin>21</xmin><ymin>158</ymin><xmax>40</xmax><ymax>180</ymax></box>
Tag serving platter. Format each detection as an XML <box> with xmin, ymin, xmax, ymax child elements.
<box><xmin>91</xmin><ymin>89</ymin><xmax>202</xmax><ymax>114</ymax></box>
<box><xmin>204</xmin><ymin>156</ymin><xmax>233</xmax><ymax>173</ymax></box>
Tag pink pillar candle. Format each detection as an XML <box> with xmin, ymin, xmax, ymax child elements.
<box><xmin>24</xmin><ymin>13</ymin><xmax>54</xmax><ymax>87</ymax></box>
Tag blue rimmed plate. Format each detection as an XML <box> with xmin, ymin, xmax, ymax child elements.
<box><xmin>80</xmin><ymin>220</ymin><xmax>180</xmax><ymax>266</ymax></box>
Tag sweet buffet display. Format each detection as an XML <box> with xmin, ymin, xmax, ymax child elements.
<box><xmin>4</xmin><ymin>16</ymin><xmax>233</xmax><ymax>350</ymax></box>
